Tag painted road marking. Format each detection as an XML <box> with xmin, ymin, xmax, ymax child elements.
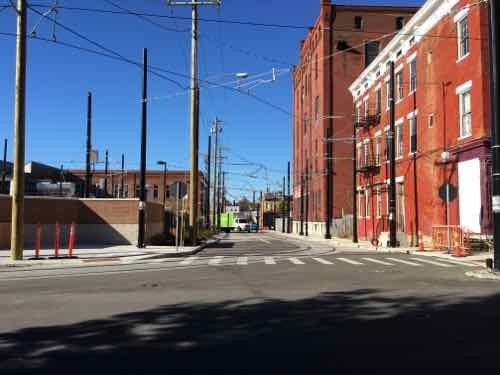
<box><xmin>312</xmin><ymin>257</ymin><xmax>334</xmax><ymax>265</ymax></box>
<box><xmin>289</xmin><ymin>257</ymin><xmax>305</xmax><ymax>265</ymax></box>
<box><xmin>208</xmin><ymin>256</ymin><xmax>224</xmax><ymax>265</ymax></box>
<box><xmin>410</xmin><ymin>258</ymin><xmax>454</xmax><ymax>268</ymax></box>
<box><xmin>258</xmin><ymin>238</ymin><xmax>272</xmax><ymax>244</ymax></box>
<box><xmin>264</xmin><ymin>257</ymin><xmax>276</xmax><ymax>265</ymax></box>
<box><xmin>337</xmin><ymin>258</ymin><xmax>364</xmax><ymax>265</ymax></box>
<box><xmin>429</xmin><ymin>258</ymin><xmax>479</xmax><ymax>267</ymax></box>
<box><xmin>362</xmin><ymin>257</ymin><xmax>394</xmax><ymax>266</ymax></box>
<box><xmin>237</xmin><ymin>256</ymin><xmax>248</xmax><ymax>265</ymax></box>
<box><xmin>180</xmin><ymin>256</ymin><xmax>198</xmax><ymax>266</ymax></box>
<box><xmin>386</xmin><ymin>258</ymin><xmax>422</xmax><ymax>266</ymax></box>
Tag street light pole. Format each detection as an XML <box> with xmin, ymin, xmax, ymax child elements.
<box><xmin>10</xmin><ymin>0</ymin><xmax>27</xmax><ymax>260</ymax></box>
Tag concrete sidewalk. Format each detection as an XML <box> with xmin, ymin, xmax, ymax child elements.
<box><xmin>0</xmin><ymin>235</ymin><xmax>224</xmax><ymax>269</ymax></box>
<box><xmin>267</xmin><ymin>230</ymin><xmax>491</xmax><ymax>262</ymax></box>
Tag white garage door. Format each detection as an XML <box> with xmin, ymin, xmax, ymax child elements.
<box><xmin>458</xmin><ymin>158</ymin><xmax>481</xmax><ymax>233</ymax></box>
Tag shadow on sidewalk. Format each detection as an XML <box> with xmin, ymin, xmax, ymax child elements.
<box><xmin>1</xmin><ymin>289</ymin><xmax>500</xmax><ymax>374</ymax></box>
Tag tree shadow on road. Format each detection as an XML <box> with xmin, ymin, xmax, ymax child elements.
<box><xmin>1</xmin><ymin>288</ymin><xmax>500</xmax><ymax>374</ymax></box>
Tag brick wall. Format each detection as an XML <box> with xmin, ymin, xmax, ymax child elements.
<box><xmin>0</xmin><ymin>195</ymin><xmax>165</xmax><ymax>249</ymax></box>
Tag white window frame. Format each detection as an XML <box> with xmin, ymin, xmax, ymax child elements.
<box><xmin>363</xmin><ymin>139</ymin><xmax>370</xmax><ymax>167</ymax></box>
<box><xmin>365</xmin><ymin>188</ymin><xmax>370</xmax><ymax>219</ymax></box>
<box><xmin>375</xmin><ymin>87</ymin><xmax>382</xmax><ymax>115</ymax></box>
<box><xmin>357</xmin><ymin>143</ymin><xmax>363</xmax><ymax>168</ymax></box>
<box><xmin>396</xmin><ymin>118</ymin><xmax>404</xmax><ymax>159</ymax></box>
<box><xmin>408</xmin><ymin>56</ymin><xmax>417</xmax><ymax>94</ymax></box>
<box><xmin>385</xmin><ymin>80</ymin><xmax>391</xmax><ymax>111</ymax></box>
<box><xmin>363</xmin><ymin>96</ymin><xmax>369</xmax><ymax>118</ymax></box>
<box><xmin>375</xmin><ymin>131</ymin><xmax>382</xmax><ymax>166</ymax></box>
<box><xmin>457</xmin><ymin>15</ymin><xmax>470</xmax><ymax>62</ymax></box>
<box><xmin>376</xmin><ymin>186</ymin><xmax>382</xmax><ymax>219</ymax></box>
<box><xmin>407</xmin><ymin>111</ymin><xmax>418</xmax><ymax>155</ymax></box>
<box><xmin>456</xmin><ymin>81</ymin><xmax>473</xmax><ymax>139</ymax></box>
<box><xmin>396</xmin><ymin>70</ymin><xmax>404</xmax><ymax>102</ymax></box>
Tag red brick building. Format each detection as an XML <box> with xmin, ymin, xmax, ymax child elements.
<box><xmin>69</xmin><ymin>169</ymin><xmax>206</xmax><ymax>214</ymax></box>
<box><xmin>292</xmin><ymin>0</ymin><xmax>418</xmax><ymax>237</ymax></box>
<box><xmin>349</xmin><ymin>0</ymin><xmax>491</xmax><ymax>246</ymax></box>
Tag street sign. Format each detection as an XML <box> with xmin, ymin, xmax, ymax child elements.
<box><xmin>438</xmin><ymin>183</ymin><xmax>457</xmax><ymax>202</ymax></box>
<box><xmin>170</xmin><ymin>182</ymin><xmax>187</xmax><ymax>199</ymax></box>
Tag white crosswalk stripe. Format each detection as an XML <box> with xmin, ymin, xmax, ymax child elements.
<box><xmin>264</xmin><ymin>256</ymin><xmax>276</xmax><ymax>265</ymax></box>
<box><xmin>289</xmin><ymin>257</ymin><xmax>305</xmax><ymax>265</ymax></box>
<box><xmin>237</xmin><ymin>256</ymin><xmax>248</xmax><ymax>265</ymax></box>
<box><xmin>386</xmin><ymin>258</ymin><xmax>422</xmax><ymax>266</ymax></box>
<box><xmin>208</xmin><ymin>256</ymin><xmax>224</xmax><ymax>265</ymax></box>
<box><xmin>312</xmin><ymin>257</ymin><xmax>334</xmax><ymax>265</ymax></box>
<box><xmin>180</xmin><ymin>256</ymin><xmax>198</xmax><ymax>266</ymax></box>
<box><xmin>409</xmin><ymin>257</ymin><xmax>455</xmax><ymax>268</ymax></box>
<box><xmin>337</xmin><ymin>257</ymin><xmax>364</xmax><ymax>265</ymax></box>
<box><xmin>362</xmin><ymin>257</ymin><xmax>394</xmax><ymax>266</ymax></box>
<box><xmin>437</xmin><ymin>259</ymin><xmax>481</xmax><ymax>267</ymax></box>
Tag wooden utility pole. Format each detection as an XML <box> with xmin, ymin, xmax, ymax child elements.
<box><xmin>85</xmin><ymin>92</ymin><xmax>92</xmax><ymax>198</ymax></box>
<box><xmin>10</xmin><ymin>0</ymin><xmax>27</xmax><ymax>260</ymax></box>
<box><xmin>206</xmin><ymin>135</ymin><xmax>211</xmax><ymax>228</ymax></box>
<box><xmin>167</xmin><ymin>0</ymin><xmax>221</xmax><ymax>243</ymax></box>
<box><xmin>211</xmin><ymin>117</ymin><xmax>222</xmax><ymax>229</ymax></box>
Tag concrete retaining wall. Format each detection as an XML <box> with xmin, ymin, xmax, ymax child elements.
<box><xmin>0</xmin><ymin>195</ymin><xmax>164</xmax><ymax>249</ymax></box>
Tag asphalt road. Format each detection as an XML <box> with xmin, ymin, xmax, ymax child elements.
<box><xmin>1</xmin><ymin>232</ymin><xmax>499</xmax><ymax>374</ymax></box>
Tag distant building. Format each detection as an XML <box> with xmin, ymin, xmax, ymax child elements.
<box><xmin>292</xmin><ymin>1</ymin><xmax>418</xmax><ymax>237</ymax></box>
<box><xmin>349</xmin><ymin>0</ymin><xmax>491</xmax><ymax>245</ymax></box>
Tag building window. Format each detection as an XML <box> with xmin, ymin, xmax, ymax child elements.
<box><xmin>303</xmin><ymin>116</ymin><xmax>308</xmax><ymax>133</ymax></box>
<box><xmin>113</xmin><ymin>184</ymin><xmax>119</xmax><ymax>198</ymax></box>
<box><xmin>458</xmin><ymin>16</ymin><xmax>470</xmax><ymax>60</ymax></box>
<box><xmin>356</xmin><ymin>105</ymin><xmax>362</xmax><ymax>123</ymax></box>
<box><xmin>363</xmin><ymin>97</ymin><xmax>369</xmax><ymax>118</ymax></box>
<box><xmin>314</xmin><ymin>96</ymin><xmax>320</xmax><ymax>122</ymax></box>
<box><xmin>365</xmin><ymin>188</ymin><xmax>370</xmax><ymax>218</ymax></box>
<box><xmin>135</xmin><ymin>184</ymin><xmax>140</xmax><ymax>198</ymax></box>
<box><xmin>357</xmin><ymin>143</ymin><xmax>363</xmax><ymax>168</ymax></box>
<box><xmin>358</xmin><ymin>190</ymin><xmax>363</xmax><ymax>217</ymax></box>
<box><xmin>315</xmin><ymin>55</ymin><xmax>318</xmax><ymax>80</ymax></box>
<box><xmin>428</xmin><ymin>114</ymin><xmax>434</xmax><ymax>128</ymax></box>
<box><xmin>386</xmin><ymin>81</ymin><xmax>391</xmax><ymax>110</ymax></box>
<box><xmin>123</xmin><ymin>184</ymin><xmax>128</xmax><ymax>198</ymax></box>
<box><xmin>409</xmin><ymin>116</ymin><xmax>417</xmax><ymax>154</ymax></box>
<box><xmin>375</xmin><ymin>88</ymin><xmax>382</xmax><ymax>115</ymax></box>
<box><xmin>153</xmin><ymin>185</ymin><xmax>159</xmax><ymax>200</ymax></box>
<box><xmin>459</xmin><ymin>90</ymin><xmax>472</xmax><ymax>138</ymax></box>
<box><xmin>376</xmin><ymin>187</ymin><xmax>382</xmax><ymax>218</ymax></box>
<box><xmin>396</xmin><ymin>71</ymin><xmax>404</xmax><ymax>101</ymax></box>
<box><xmin>354</xmin><ymin>16</ymin><xmax>363</xmax><ymax>30</ymax></box>
<box><xmin>365</xmin><ymin>41</ymin><xmax>380</xmax><ymax>68</ymax></box>
<box><xmin>396</xmin><ymin>121</ymin><xmax>404</xmax><ymax>158</ymax></box>
<box><xmin>409</xmin><ymin>58</ymin><xmax>417</xmax><ymax>93</ymax></box>
<box><xmin>396</xmin><ymin>17</ymin><xmax>405</xmax><ymax>31</ymax></box>
<box><xmin>384</xmin><ymin>129</ymin><xmax>390</xmax><ymax>162</ymax></box>
<box><xmin>363</xmin><ymin>141</ymin><xmax>370</xmax><ymax>167</ymax></box>
<box><xmin>375</xmin><ymin>135</ymin><xmax>382</xmax><ymax>165</ymax></box>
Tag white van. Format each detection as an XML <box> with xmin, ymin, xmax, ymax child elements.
<box><xmin>234</xmin><ymin>218</ymin><xmax>250</xmax><ymax>232</ymax></box>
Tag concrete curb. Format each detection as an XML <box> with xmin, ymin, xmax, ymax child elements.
<box><xmin>465</xmin><ymin>269</ymin><xmax>500</xmax><ymax>280</ymax></box>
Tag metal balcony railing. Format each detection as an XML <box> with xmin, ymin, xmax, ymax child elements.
<box><xmin>356</xmin><ymin>157</ymin><xmax>381</xmax><ymax>173</ymax></box>
<box><xmin>354</xmin><ymin>113</ymin><xmax>381</xmax><ymax>129</ymax></box>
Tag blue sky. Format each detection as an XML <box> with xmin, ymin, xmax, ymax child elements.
<box><xmin>0</xmin><ymin>0</ymin><xmax>423</xmax><ymax>200</ymax></box>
